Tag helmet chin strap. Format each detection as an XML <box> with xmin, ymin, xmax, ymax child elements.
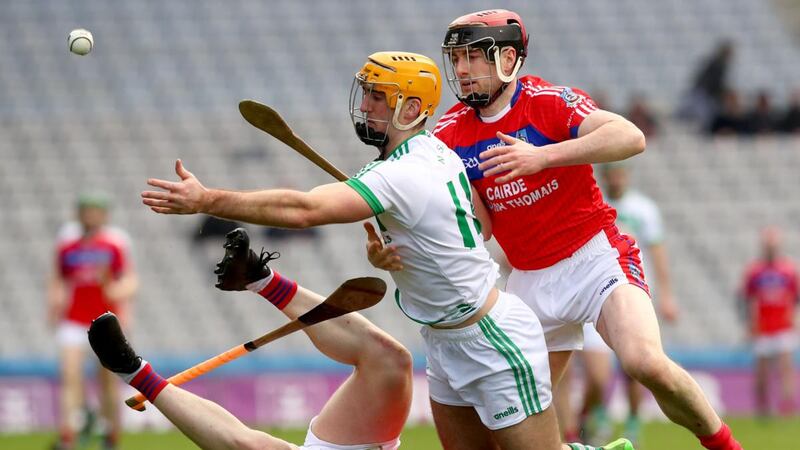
<box><xmin>460</xmin><ymin>48</ymin><xmax>522</xmax><ymax>109</ymax></box>
<box><xmin>493</xmin><ymin>46</ymin><xmax>523</xmax><ymax>83</ymax></box>
<box><xmin>391</xmin><ymin>95</ymin><xmax>430</xmax><ymax>131</ymax></box>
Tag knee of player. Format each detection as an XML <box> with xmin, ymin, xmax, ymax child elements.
<box><xmin>361</xmin><ymin>331</ymin><xmax>413</xmax><ymax>380</ymax></box>
<box><xmin>620</xmin><ymin>348</ymin><xmax>672</xmax><ymax>386</ymax></box>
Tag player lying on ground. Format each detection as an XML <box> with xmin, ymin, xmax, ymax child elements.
<box><xmin>141</xmin><ymin>52</ymin><xmax>632</xmax><ymax>450</ymax></box>
<box><xmin>370</xmin><ymin>9</ymin><xmax>740</xmax><ymax>450</ymax></box>
<box><xmin>88</xmin><ymin>228</ymin><xmax>412</xmax><ymax>450</ymax></box>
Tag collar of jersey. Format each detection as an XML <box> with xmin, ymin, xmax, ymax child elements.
<box><xmin>476</xmin><ymin>80</ymin><xmax>523</xmax><ymax>124</ymax></box>
<box><xmin>382</xmin><ymin>130</ymin><xmax>427</xmax><ymax>160</ymax></box>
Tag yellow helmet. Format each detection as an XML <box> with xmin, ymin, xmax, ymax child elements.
<box><xmin>350</xmin><ymin>52</ymin><xmax>442</xmax><ymax>146</ymax></box>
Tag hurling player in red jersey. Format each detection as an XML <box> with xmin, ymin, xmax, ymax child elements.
<box><xmin>48</xmin><ymin>194</ymin><xmax>138</xmax><ymax>450</ymax></box>
<box><xmin>368</xmin><ymin>9</ymin><xmax>741</xmax><ymax>450</ymax></box>
<box><xmin>740</xmin><ymin>227</ymin><xmax>798</xmax><ymax>416</ymax></box>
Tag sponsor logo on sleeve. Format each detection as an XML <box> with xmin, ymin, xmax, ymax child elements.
<box><xmin>560</xmin><ymin>87</ymin><xmax>583</xmax><ymax>108</ymax></box>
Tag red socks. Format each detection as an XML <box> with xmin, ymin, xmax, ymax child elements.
<box><xmin>698</xmin><ymin>423</ymin><xmax>742</xmax><ymax>450</ymax></box>
<box><xmin>257</xmin><ymin>271</ymin><xmax>298</xmax><ymax>310</ymax></box>
<box><xmin>129</xmin><ymin>362</ymin><xmax>168</xmax><ymax>403</ymax></box>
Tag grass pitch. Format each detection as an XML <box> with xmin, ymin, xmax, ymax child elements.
<box><xmin>1</xmin><ymin>417</ymin><xmax>797</xmax><ymax>449</ymax></box>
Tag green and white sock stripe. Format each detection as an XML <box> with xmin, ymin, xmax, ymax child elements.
<box><xmin>478</xmin><ymin>315</ymin><xmax>543</xmax><ymax>415</ymax></box>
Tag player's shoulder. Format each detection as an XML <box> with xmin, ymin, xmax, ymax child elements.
<box><xmin>97</xmin><ymin>226</ymin><xmax>133</xmax><ymax>250</ymax></box>
<box><xmin>626</xmin><ymin>190</ymin><xmax>659</xmax><ymax>210</ymax></box>
<box><xmin>352</xmin><ymin>158</ymin><xmax>386</xmax><ymax>179</ymax></box>
<box><xmin>745</xmin><ymin>260</ymin><xmax>767</xmax><ymax>276</ymax></box>
<box><xmin>433</xmin><ymin>103</ymin><xmax>473</xmax><ymax>137</ymax></box>
<box><xmin>776</xmin><ymin>257</ymin><xmax>799</xmax><ymax>274</ymax></box>
<box><xmin>519</xmin><ymin>75</ymin><xmax>590</xmax><ymax>107</ymax></box>
<box><xmin>56</xmin><ymin>222</ymin><xmax>82</xmax><ymax>247</ymax></box>
<box><xmin>398</xmin><ymin>131</ymin><xmax>454</xmax><ymax>165</ymax></box>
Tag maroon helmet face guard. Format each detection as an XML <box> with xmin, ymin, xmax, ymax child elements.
<box><xmin>441</xmin><ymin>10</ymin><xmax>529</xmax><ymax>109</ymax></box>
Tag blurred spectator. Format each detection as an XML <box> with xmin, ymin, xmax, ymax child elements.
<box><xmin>778</xmin><ymin>88</ymin><xmax>800</xmax><ymax>133</ymax></box>
<box><xmin>262</xmin><ymin>226</ymin><xmax>320</xmax><ymax>242</ymax></box>
<box><xmin>745</xmin><ymin>90</ymin><xmax>777</xmax><ymax>135</ymax></box>
<box><xmin>625</xmin><ymin>94</ymin><xmax>659</xmax><ymax>138</ymax></box>
<box><xmin>48</xmin><ymin>193</ymin><xmax>138</xmax><ymax>450</ymax></box>
<box><xmin>739</xmin><ymin>227</ymin><xmax>798</xmax><ymax>417</ymax></box>
<box><xmin>709</xmin><ymin>89</ymin><xmax>747</xmax><ymax>136</ymax></box>
<box><xmin>678</xmin><ymin>39</ymin><xmax>735</xmax><ymax>128</ymax></box>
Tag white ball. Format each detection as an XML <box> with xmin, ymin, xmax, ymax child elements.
<box><xmin>68</xmin><ymin>28</ymin><xmax>93</xmax><ymax>56</ymax></box>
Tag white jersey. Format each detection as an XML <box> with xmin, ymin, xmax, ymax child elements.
<box><xmin>345</xmin><ymin>130</ymin><xmax>499</xmax><ymax>326</ymax></box>
<box><xmin>607</xmin><ymin>190</ymin><xmax>663</xmax><ymax>250</ymax></box>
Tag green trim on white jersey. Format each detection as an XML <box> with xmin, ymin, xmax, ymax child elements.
<box><xmin>385</xmin><ymin>130</ymin><xmax>426</xmax><ymax>161</ymax></box>
<box><xmin>345</xmin><ymin>131</ymin><xmax>498</xmax><ymax>326</ymax></box>
<box><xmin>344</xmin><ymin>178</ymin><xmax>384</xmax><ymax>215</ymax></box>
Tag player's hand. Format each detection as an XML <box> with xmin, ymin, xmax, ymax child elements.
<box><xmin>657</xmin><ymin>294</ymin><xmax>679</xmax><ymax>323</ymax></box>
<box><xmin>478</xmin><ymin>132</ymin><xmax>551</xmax><ymax>183</ymax></box>
<box><xmin>364</xmin><ymin>222</ymin><xmax>403</xmax><ymax>271</ymax></box>
<box><xmin>142</xmin><ymin>160</ymin><xmax>208</xmax><ymax>215</ymax></box>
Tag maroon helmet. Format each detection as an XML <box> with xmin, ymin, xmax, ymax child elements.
<box><xmin>442</xmin><ymin>9</ymin><xmax>529</xmax><ymax>108</ymax></box>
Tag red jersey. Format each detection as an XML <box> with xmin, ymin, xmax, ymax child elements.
<box><xmin>434</xmin><ymin>75</ymin><xmax>616</xmax><ymax>270</ymax></box>
<box><xmin>742</xmin><ymin>258</ymin><xmax>798</xmax><ymax>335</ymax></box>
<box><xmin>56</xmin><ymin>224</ymin><xmax>131</xmax><ymax>325</ymax></box>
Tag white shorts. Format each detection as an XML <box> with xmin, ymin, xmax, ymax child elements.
<box><xmin>301</xmin><ymin>417</ymin><xmax>400</xmax><ymax>450</ymax></box>
<box><xmin>754</xmin><ymin>330</ymin><xmax>799</xmax><ymax>357</ymax></box>
<box><xmin>582</xmin><ymin>322</ymin><xmax>612</xmax><ymax>353</ymax></box>
<box><xmin>57</xmin><ymin>320</ymin><xmax>91</xmax><ymax>349</ymax></box>
<box><xmin>506</xmin><ymin>227</ymin><xmax>650</xmax><ymax>352</ymax></box>
<box><xmin>422</xmin><ymin>291</ymin><xmax>552</xmax><ymax>430</ymax></box>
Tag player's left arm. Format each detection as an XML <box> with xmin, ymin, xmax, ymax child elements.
<box><xmin>642</xmin><ymin>202</ymin><xmax>678</xmax><ymax>322</ymax></box>
<box><xmin>471</xmin><ymin>185</ymin><xmax>492</xmax><ymax>240</ymax></box>
<box><xmin>46</xmin><ymin>255</ymin><xmax>67</xmax><ymax>328</ymax></box>
<box><xmin>739</xmin><ymin>270</ymin><xmax>758</xmax><ymax>336</ymax></box>
<box><xmin>479</xmin><ymin>109</ymin><xmax>646</xmax><ymax>183</ymax></box>
<box><xmin>649</xmin><ymin>242</ymin><xmax>678</xmax><ymax>322</ymax></box>
<box><xmin>103</xmin><ymin>265</ymin><xmax>139</xmax><ymax>305</ymax></box>
<box><xmin>142</xmin><ymin>160</ymin><xmax>374</xmax><ymax>227</ymax></box>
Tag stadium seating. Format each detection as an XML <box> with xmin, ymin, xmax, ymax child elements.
<box><xmin>0</xmin><ymin>0</ymin><xmax>798</xmax><ymax>363</ymax></box>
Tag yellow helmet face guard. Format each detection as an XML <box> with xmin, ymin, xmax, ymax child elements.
<box><xmin>349</xmin><ymin>52</ymin><xmax>442</xmax><ymax>147</ymax></box>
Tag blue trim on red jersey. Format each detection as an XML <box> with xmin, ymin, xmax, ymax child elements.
<box><xmin>454</xmin><ymin>124</ymin><xmax>556</xmax><ymax>181</ymax></box>
<box><xmin>509</xmin><ymin>80</ymin><xmax>523</xmax><ymax>108</ymax></box>
<box><xmin>64</xmin><ymin>248</ymin><xmax>114</xmax><ymax>267</ymax></box>
<box><xmin>569</xmin><ymin>125</ymin><xmax>580</xmax><ymax>139</ymax></box>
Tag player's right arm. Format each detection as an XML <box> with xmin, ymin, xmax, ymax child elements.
<box><xmin>142</xmin><ymin>160</ymin><xmax>375</xmax><ymax>227</ymax></box>
<box><xmin>47</xmin><ymin>256</ymin><xmax>67</xmax><ymax>328</ymax></box>
<box><xmin>471</xmin><ymin>185</ymin><xmax>492</xmax><ymax>240</ymax></box>
<box><xmin>739</xmin><ymin>268</ymin><xmax>758</xmax><ymax>337</ymax></box>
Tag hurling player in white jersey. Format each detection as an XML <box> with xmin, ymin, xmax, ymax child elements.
<box><xmin>142</xmin><ymin>52</ymin><xmax>633</xmax><ymax>450</ymax></box>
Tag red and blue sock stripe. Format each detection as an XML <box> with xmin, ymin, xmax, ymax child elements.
<box><xmin>258</xmin><ymin>271</ymin><xmax>298</xmax><ymax>310</ymax></box>
<box><xmin>129</xmin><ymin>363</ymin><xmax>168</xmax><ymax>403</ymax></box>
